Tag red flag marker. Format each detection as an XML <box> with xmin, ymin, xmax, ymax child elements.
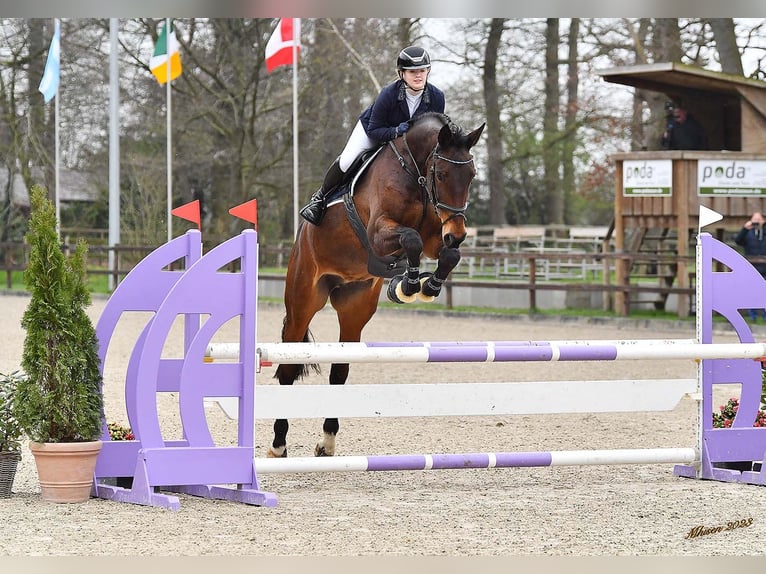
<box><xmin>171</xmin><ymin>200</ymin><xmax>201</xmax><ymax>229</ymax></box>
<box><xmin>229</xmin><ymin>199</ymin><xmax>258</xmax><ymax>229</ymax></box>
<box><xmin>265</xmin><ymin>18</ymin><xmax>301</xmax><ymax>73</ymax></box>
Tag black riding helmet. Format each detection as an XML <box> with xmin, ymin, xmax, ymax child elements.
<box><xmin>397</xmin><ymin>46</ymin><xmax>431</xmax><ymax>71</ymax></box>
<box><xmin>397</xmin><ymin>46</ymin><xmax>432</xmax><ymax>98</ymax></box>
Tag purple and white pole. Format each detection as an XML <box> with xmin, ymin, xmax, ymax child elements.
<box><xmin>244</xmin><ymin>339</ymin><xmax>766</xmax><ymax>364</ymax></box>
<box><xmin>255</xmin><ymin>448</ymin><xmax>696</xmax><ymax>474</ymax></box>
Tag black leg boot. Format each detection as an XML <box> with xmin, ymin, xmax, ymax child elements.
<box><xmin>300</xmin><ymin>158</ymin><xmax>345</xmax><ymax>225</ymax></box>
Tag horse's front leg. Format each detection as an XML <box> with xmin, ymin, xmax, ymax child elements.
<box><xmin>386</xmin><ymin>228</ymin><xmax>424</xmax><ymax>304</ymax></box>
<box><xmin>417</xmin><ymin>245</ymin><xmax>461</xmax><ymax>302</ymax></box>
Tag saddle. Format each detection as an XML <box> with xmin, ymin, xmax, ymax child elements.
<box><xmin>324</xmin><ymin>148</ymin><xmax>378</xmax><ymax>205</ymax></box>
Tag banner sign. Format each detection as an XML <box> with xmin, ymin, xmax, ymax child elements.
<box><xmin>698</xmin><ymin>160</ymin><xmax>766</xmax><ymax>196</ymax></box>
<box><xmin>623</xmin><ymin>160</ymin><xmax>672</xmax><ymax>196</ymax></box>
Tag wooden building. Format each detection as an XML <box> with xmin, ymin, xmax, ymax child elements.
<box><xmin>599</xmin><ymin>62</ymin><xmax>766</xmax><ymax>317</ymax></box>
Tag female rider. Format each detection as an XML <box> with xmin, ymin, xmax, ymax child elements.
<box><xmin>300</xmin><ymin>46</ymin><xmax>446</xmax><ymax>225</ymax></box>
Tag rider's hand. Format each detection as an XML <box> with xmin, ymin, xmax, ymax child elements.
<box><xmin>396</xmin><ymin>122</ymin><xmax>410</xmax><ymax>137</ymax></box>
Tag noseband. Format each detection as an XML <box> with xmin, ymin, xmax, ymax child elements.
<box><xmin>388</xmin><ymin>132</ymin><xmax>475</xmax><ymax>225</ymax></box>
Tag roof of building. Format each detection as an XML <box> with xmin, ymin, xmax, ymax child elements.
<box><xmin>0</xmin><ymin>166</ymin><xmax>99</xmax><ymax>207</ymax></box>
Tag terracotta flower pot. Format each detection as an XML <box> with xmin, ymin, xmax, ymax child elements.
<box><xmin>29</xmin><ymin>440</ymin><xmax>102</xmax><ymax>503</ymax></box>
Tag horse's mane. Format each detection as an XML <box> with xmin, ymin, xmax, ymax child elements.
<box><xmin>410</xmin><ymin>111</ymin><xmax>449</xmax><ymax>127</ymax></box>
<box><xmin>410</xmin><ymin>112</ymin><xmax>463</xmax><ymax>139</ymax></box>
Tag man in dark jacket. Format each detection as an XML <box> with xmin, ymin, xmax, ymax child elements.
<box><xmin>300</xmin><ymin>46</ymin><xmax>446</xmax><ymax>225</ymax></box>
<box><xmin>735</xmin><ymin>211</ymin><xmax>766</xmax><ymax>321</ymax></box>
<box><xmin>661</xmin><ymin>103</ymin><xmax>707</xmax><ymax>150</ymax></box>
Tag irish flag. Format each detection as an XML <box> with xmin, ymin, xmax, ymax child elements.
<box><xmin>150</xmin><ymin>20</ymin><xmax>182</xmax><ymax>84</ymax></box>
<box><xmin>265</xmin><ymin>18</ymin><xmax>300</xmax><ymax>73</ymax></box>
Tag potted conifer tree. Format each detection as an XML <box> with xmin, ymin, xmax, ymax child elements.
<box><xmin>13</xmin><ymin>186</ymin><xmax>104</xmax><ymax>503</ymax></box>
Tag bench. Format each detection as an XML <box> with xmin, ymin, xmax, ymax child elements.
<box><xmin>565</xmin><ymin>226</ymin><xmax>612</xmax><ymax>251</ymax></box>
<box><xmin>491</xmin><ymin>226</ymin><xmax>549</xmax><ymax>277</ymax></box>
<box><xmin>457</xmin><ymin>225</ymin><xmax>612</xmax><ymax>280</ymax></box>
<box><xmin>460</xmin><ymin>227</ymin><xmax>500</xmax><ymax>277</ymax></box>
<box><xmin>546</xmin><ymin>226</ymin><xmax>612</xmax><ymax>279</ymax></box>
<box><xmin>491</xmin><ymin>226</ymin><xmax>547</xmax><ymax>251</ymax></box>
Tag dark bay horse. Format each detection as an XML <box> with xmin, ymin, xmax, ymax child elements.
<box><xmin>269</xmin><ymin>112</ymin><xmax>485</xmax><ymax>458</ymax></box>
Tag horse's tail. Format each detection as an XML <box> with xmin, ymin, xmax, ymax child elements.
<box><xmin>274</xmin><ymin>317</ymin><xmax>321</xmax><ymax>380</ymax></box>
<box><xmin>300</xmin><ymin>327</ymin><xmax>321</xmax><ymax>376</ymax></box>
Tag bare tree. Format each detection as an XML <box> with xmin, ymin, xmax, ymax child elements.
<box><xmin>483</xmin><ymin>19</ymin><xmax>506</xmax><ymax>225</ymax></box>
<box><xmin>542</xmin><ymin>18</ymin><xmax>562</xmax><ymax>223</ymax></box>
<box><xmin>562</xmin><ymin>18</ymin><xmax>579</xmax><ymax>222</ymax></box>
<box><xmin>708</xmin><ymin>18</ymin><xmax>744</xmax><ymax>75</ymax></box>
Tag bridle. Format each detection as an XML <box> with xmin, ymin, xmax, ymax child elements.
<box><xmin>388</xmin><ymin>131</ymin><xmax>475</xmax><ymax>225</ymax></box>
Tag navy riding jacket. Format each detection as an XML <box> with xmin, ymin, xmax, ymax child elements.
<box><xmin>359</xmin><ymin>79</ymin><xmax>446</xmax><ymax>144</ymax></box>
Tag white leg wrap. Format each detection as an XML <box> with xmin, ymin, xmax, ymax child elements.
<box><xmin>315</xmin><ymin>432</ymin><xmax>336</xmax><ymax>457</ymax></box>
<box><xmin>267</xmin><ymin>445</ymin><xmax>286</xmax><ymax>458</ymax></box>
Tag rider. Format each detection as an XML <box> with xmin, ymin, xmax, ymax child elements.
<box><xmin>300</xmin><ymin>45</ymin><xmax>446</xmax><ymax>225</ymax></box>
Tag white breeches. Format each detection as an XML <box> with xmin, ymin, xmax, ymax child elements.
<box><xmin>339</xmin><ymin>120</ymin><xmax>376</xmax><ymax>173</ymax></box>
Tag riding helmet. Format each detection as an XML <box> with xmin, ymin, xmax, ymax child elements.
<box><xmin>397</xmin><ymin>46</ymin><xmax>431</xmax><ymax>70</ymax></box>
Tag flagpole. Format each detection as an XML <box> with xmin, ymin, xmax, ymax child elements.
<box><xmin>292</xmin><ymin>20</ymin><xmax>299</xmax><ymax>239</ymax></box>
<box><xmin>54</xmin><ymin>18</ymin><xmax>60</xmax><ymax>238</ymax></box>
<box><xmin>166</xmin><ymin>17</ymin><xmax>172</xmax><ymax>243</ymax></box>
<box><xmin>108</xmin><ymin>18</ymin><xmax>120</xmax><ymax>291</ymax></box>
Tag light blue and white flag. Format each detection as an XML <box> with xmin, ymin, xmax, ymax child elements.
<box><xmin>38</xmin><ymin>19</ymin><xmax>60</xmax><ymax>103</ymax></box>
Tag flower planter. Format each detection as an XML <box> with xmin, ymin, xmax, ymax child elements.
<box><xmin>0</xmin><ymin>451</ymin><xmax>21</xmax><ymax>498</ymax></box>
<box><xmin>30</xmin><ymin>440</ymin><xmax>102</xmax><ymax>503</ymax></box>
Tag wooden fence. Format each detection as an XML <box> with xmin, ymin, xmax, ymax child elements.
<box><xmin>0</xmin><ymin>240</ymin><xmax>728</xmax><ymax>318</ymax></box>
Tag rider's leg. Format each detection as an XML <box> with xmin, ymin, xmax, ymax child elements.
<box><xmin>299</xmin><ymin>158</ymin><xmax>344</xmax><ymax>225</ymax></box>
<box><xmin>300</xmin><ymin>121</ymin><xmax>373</xmax><ymax>225</ymax></box>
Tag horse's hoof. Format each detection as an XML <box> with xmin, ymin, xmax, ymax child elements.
<box><xmin>416</xmin><ymin>273</ymin><xmax>436</xmax><ymax>302</ymax></box>
<box><xmin>267</xmin><ymin>446</ymin><xmax>287</xmax><ymax>458</ymax></box>
<box><xmin>315</xmin><ymin>444</ymin><xmax>334</xmax><ymax>457</ymax></box>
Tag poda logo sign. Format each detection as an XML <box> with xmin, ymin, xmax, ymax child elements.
<box><xmin>700</xmin><ymin>162</ymin><xmax>747</xmax><ymax>182</ymax></box>
<box><xmin>623</xmin><ymin>160</ymin><xmax>672</xmax><ymax>196</ymax></box>
<box><xmin>698</xmin><ymin>160</ymin><xmax>766</xmax><ymax>196</ymax></box>
<box><xmin>624</xmin><ymin>163</ymin><xmax>654</xmax><ymax>181</ymax></box>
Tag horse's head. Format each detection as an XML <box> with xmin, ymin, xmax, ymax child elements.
<box><xmin>408</xmin><ymin>113</ymin><xmax>485</xmax><ymax>248</ymax></box>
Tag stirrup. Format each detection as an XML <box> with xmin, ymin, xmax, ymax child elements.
<box><xmin>299</xmin><ymin>197</ymin><xmax>327</xmax><ymax>225</ymax></box>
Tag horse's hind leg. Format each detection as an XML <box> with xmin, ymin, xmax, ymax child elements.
<box><xmin>314</xmin><ymin>278</ymin><xmax>384</xmax><ymax>457</ymax></box>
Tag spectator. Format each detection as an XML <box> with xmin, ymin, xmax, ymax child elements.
<box><xmin>734</xmin><ymin>212</ymin><xmax>766</xmax><ymax>321</ymax></box>
<box><xmin>661</xmin><ymin>102</ymin><xmax>707</xmax><ymax>150</ymax></box>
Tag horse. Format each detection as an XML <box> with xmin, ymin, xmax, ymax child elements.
<box><xmin>269</xmin><ymin>112</ymin><xmax>486</xmax><ymax>458</ymax></box>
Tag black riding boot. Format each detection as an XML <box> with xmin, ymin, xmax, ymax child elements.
<box><xmin>300</xmin><ymin>158</ymin><xmax>345</xmax><ymax>225</ymax></box>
